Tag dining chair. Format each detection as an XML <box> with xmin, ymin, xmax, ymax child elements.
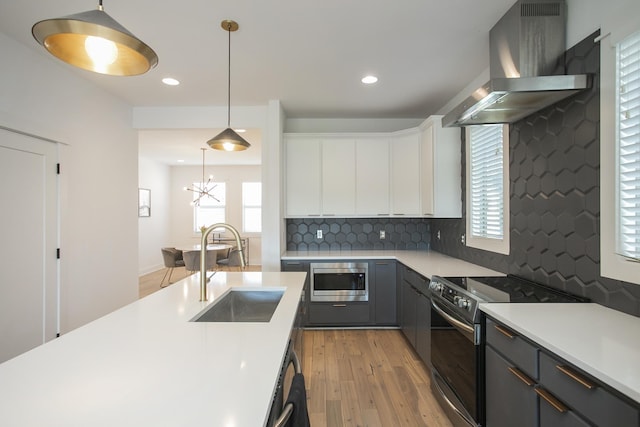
<box><xmin>183</xmin><ymin>250</ymin><xmax>217</xmax><ymax>274</ymax></box>
<box><xmin>160</xmin><ymin>247</ymin><xmax>185</xmax><ymax>287</ymax></box>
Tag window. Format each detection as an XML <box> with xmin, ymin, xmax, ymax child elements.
<box><xmin>193</xmin><ymin>182</ymin><xmax>225</xmax><ymax>233</ymax></box>
<box><xmin>242</xmin><ymin>182</ymin><xmax>262</xmax><ymax>233</ymax></box>
<box><xmin>601</xmin><ymin>1</ymin><xmax>640</xmax><ymax>285</ymax></box>
<box><xmin>616</xmin><ymin>30</ymin><xmax>640</xmax><ymax>260</ymax></box>
<box><xmin>465</xmin><ymin>124</ymin><xmax>510</xmax><ymax>254</ymax></box>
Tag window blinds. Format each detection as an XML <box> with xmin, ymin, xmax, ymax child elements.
<box><xmin>469</xmin><ymin>125</ymin><xmax>504</xmax><ymax>240</ymax></box>
<box><xmin>617</xmin><ymin>31</ymin><xmax>640</xmax><ymax>259</ymax></box>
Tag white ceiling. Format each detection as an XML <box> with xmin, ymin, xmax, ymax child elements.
<box><xmin>1</xmin><ymin>0</ymin><xmax>516</xmax><ymax>165</ymax></box>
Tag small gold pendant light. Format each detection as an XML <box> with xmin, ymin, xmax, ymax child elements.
<box><xmin>32</xmin><ymin>0</ymin><xmax>158</xmax><ymax>76</ymax></box>
<box><xmin>207</xmin><ymin>20</ymin><xmax>251</xmax><ymax>152</ymax></box>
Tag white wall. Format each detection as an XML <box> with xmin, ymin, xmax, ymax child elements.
<box><xmin>0</xmin><ymin>33</ymin><xmax>139</xmax><ymax>333</ymax></box>
<box><xmin>138</xmin><ymin>157</ymin><xmax>171</xmax><ymax>275</ymax></box>
<box><xmin>169</xmin><ymin>164</ymin><xmax>262</xmax><ymax>265</ymax></box>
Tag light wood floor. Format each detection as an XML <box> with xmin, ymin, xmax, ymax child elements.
<box><xmin>302</xmin><ymin>329</ymin><xmax>453</xmax><ymax>427</ymax></box>
<box><xmin>138</xmin><ymin>270</ymin><xmax>453</xmax><ymax>426</ymax></box>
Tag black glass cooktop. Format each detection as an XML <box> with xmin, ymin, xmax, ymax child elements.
<box><xmin>442</xmin><ymin>275</ymin><xmax>589</xmax><ymax>304</ymax></box>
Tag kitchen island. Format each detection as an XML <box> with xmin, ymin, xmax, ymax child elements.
<box><xmin>0</xmin><ymin>271</ymin><xmax>306</xmax><ymax>427</ymax></box>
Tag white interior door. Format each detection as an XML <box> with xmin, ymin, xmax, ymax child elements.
<box><xmin>0</xmin><ymin>128</ymin><xmax>58</xmax><ymax>363</ymax></box>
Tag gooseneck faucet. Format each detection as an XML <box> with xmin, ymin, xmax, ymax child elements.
<box><xmin>199</xmin><ymin>223</ymin><xmax>246</xmax><ymax>301</ymax></box>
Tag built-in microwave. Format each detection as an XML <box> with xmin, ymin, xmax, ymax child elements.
<box><xmin>310</xmin><ymin>262</ymin><xmax>368</xmax><ymax>302</ymax></box>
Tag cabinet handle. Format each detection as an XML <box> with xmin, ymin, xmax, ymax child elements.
<box><xmin>535</xmin><ymin>387</ymin><xmax>568</xmax><ymax>413</ymax></box>
<box><xmin>375</xmin><ymin>262</ymin><xmax>388</xmax><ymax>265</ymax></box>
<box><xmin>332</xmin><ymin>304</ymin><xmax>347</xmax><ymax>307</ymax></box>
<box><xmin>507</xmin><ymin>367</ymin><xmax>535</xmax><ymax>387</ymax></box>
<box><xmin>555</xmin><ymin>365</ymin><xmax>596</xmax><ymax>390</ymax></box>
<box><xmin>494</xmin><ymin>324</ymin><xmax>516</xmax><ymax>339</ymax></box>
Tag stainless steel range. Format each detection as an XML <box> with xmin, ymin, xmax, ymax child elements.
<box><xmin>428</xmin><ymin>274</ymin><xmax>587</xmax><ymax>427</ymax></box>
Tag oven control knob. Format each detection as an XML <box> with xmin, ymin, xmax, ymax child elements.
<box><xmin>429</xmin><ymin>282</ymin><xmax>443</xmax><ymax>292</ymax></box>
<box><xmin>455</xmin><ymin>296</ymin><xmax>470</xmax><ymax>309</ymax></box>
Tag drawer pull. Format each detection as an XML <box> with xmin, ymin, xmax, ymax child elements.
<box><xmin>332</xmin><ymin>304</ymin><xmax>347</xmax><ymax>307</ymax></box>
<box><xmin>507</xmin><ymin>366</ymin><xmax>535</xmax><ymax>386</ymax></box>
<box><xmin>535</xmin><ymin>387</ymin><xmax>568</xmax><ymax>413</ymax></box>
<box><xmin>556</xmin><ymin>365</ymin><xmax>596</xmax><ymax>390</ymax></box>
<box><xmin>494</xmin><ymin>324</ymin><xmax>516</xmax><ymax>339</ymax></box>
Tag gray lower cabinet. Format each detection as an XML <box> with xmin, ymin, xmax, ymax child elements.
<box><xmin>485</xmin><ymin>316</ymin><xmax>640</xmax><ymax>427</ymax></box>
<box><xmin>401</xmin><ymin>279</ymin><xmax>417</xmax><ymax>346</ymax></box>
<box><xmin>281</xmin><ymin>260</ymin><xmax>309</xmax><ymax>325</ymax></box>
<box><xmin>486</xmin><ymin>344</ymin><xmax>538</xmax><ymax>427</ymax></box>
<box><xmin>415</xmin><ymin>291</ymin><xmax>431</xmax><ymax>367</ymax></box>
<box><xmin>373</xmin><ymin>260</ymin><xmax>397</xmax><ymax>325</ymax></box>
<box><xmin>399</xmin><ymin>264</ymin><xmax>431</xmax><ymax>368</ymax></box>
<box><xmin>308</xmin><ymin>302</ymin><xmax>370</xmax><ymax>325</ymax></box>
<box><xmin>284</xmin><ymin>259</ymin><xmax>397</xmax><ymax>327</ymax></box>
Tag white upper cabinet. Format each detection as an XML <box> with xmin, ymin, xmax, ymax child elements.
<box><xmin>322</xmin><ymin>138</ymin><xmax>356</xmax><ymax>216</ymax></box>
<box><xmin>285</xmin><ymin>135</ymin><xmax>321</xmax><ymax>217</ymax></box>
<box><xmin>390</xmin><ymin>129</ymin><xmax>421</xmax><ymax>216</ymax></box>
<box><xmin>419</xmin><ymin>115</ymin><xmax>462</xmax><ymax>217</ymax></box>
<box><xmin>356</xmin><ymin>138</ymin><xmax>390</xmax><ymax>215</ymax></box>
<box><xmin>284</xmin><ymin>119</ymin><xmax>460</xmax><ymax>218</ymax></box>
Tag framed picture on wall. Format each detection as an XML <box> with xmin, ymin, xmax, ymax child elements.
<box><xmin>138</xmin><ymin>188</ymin><xmax>151</xmax><ymax>217</ymax></box>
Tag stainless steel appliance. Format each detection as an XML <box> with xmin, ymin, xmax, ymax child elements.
<box><xmin>428</xmin><ymin>275</ymin><xmax>587</xmax><ymax>427</ymax></box>
<box><xmin>310</xmin><ymin>262</ymin><xmax>368</xmax><ymax>302</ymax></box>
<box><xmin>443</xmin><ymin>0</ymin><xmax>591</xmax><ymax>127</ymax></box>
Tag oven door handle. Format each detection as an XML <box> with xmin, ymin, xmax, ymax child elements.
<box><xmin>431</xmin><ymin>299</ymin><xmax>474</xmax><ymax>335</ymax></box>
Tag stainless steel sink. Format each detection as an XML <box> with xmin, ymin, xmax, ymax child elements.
<box><xmin>191</xmin><ymin>289</ymin><xmax>284</xmax><ymax>322</ymax></box>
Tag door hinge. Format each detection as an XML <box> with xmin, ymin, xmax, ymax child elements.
<box><xmin>56</xmin><ymin>163</ymin><xmax>60</xmax><ymax>174</ymax></box>
<box><xmin>56</xmin><ymin>248</ymin><xmax>61</xmax><ymax>259</ymax></box>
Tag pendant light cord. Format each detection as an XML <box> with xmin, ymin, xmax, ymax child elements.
<box><xmin>226</xmin><ymin>22</ymin><xmax>231</xmax><ymax>128</ymax></box>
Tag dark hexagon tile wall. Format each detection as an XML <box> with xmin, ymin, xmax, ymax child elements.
<box><xmin>285</xmin><ymin>218</ymin><xmax>431</xmax><ymax>251</ymax></box>
<box><xmin>431</xmin><ymin>31</ymin><xmax>640</xmax><ymax>317</ymax></box>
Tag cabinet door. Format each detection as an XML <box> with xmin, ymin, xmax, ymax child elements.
<box><xmin>285</xmin><ymin>137</ymin><xmax>321</xmax><ymax>216</ymax></box>
<box><xmin>401</xmin><ymin>280</ymin><xmax>417</xmax><ymax>346</ymax></box>
<box><xmin>419</xmin><ymin>115</ymin><xmax>461</xmax><ymax>218</ymax></box>
<box><xmin>356</xmin><ymin>139</ymin><xmax>390</xmax><ymax>215</ymax></box>
<box><xmin>415</xmin><ymin>292</ymin><xmax>431</xmax><ymax>367</ymax></box>
<box><xmin>322</xmin><ymin>138</ymin><xmax>356</xmax><ymax>215</ymax></box>
<box><xmin>390</xmin><ymin>131</ymin><xmax>421</xmax><ymax>216</ymax></box>
<box><xmin>485</xmin><ymin>345</ymin><xmax>537</xmax><ymax>427</ymax></box>
<box><xmin>420</xmin><ymin>121</ymin><xmax>436</xmax><ymax>216</ymax></box>
<box><xmin>373</xmin><ymin>260</ymin><xmax>396</xmax><ymax>325</ymax></box>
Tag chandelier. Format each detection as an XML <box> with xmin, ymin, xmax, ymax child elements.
<box><xmin>183</xmin><ymin>148</ymin><xmax>219</xmax><ymax>206</ymax></box>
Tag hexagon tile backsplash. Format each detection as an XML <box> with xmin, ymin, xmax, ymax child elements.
<box><xmin>286</xmin><ymin>218</ymin><xmax>431</xmax><ymax>252</ymax></box>
<box><xmin>431</xmin><ymin>31</ymin><xmax>640</xmax><ymax>317</ymax></box>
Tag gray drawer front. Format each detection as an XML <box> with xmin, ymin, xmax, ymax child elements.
<box><xmin>486</xmin><ymin>318</ymin><xmax>539</xmax><ymax>379</ymax></box>
<box><xmin>308</xmin><ymin>303</ymin><xmax>370</xmax><ymax>325</ymax></box>
<box><xmin>539</xmin><ymin>352</ymin><xmax>640</xmax><ymax>427</ymax></box>
<box><xmin>539</xmin><ymin>399</ymin><xmax>591</xmax><ymax>427</ymax></box>
<box><xmin>485</xmin><ymin>345</ymin><xmax>537</xmax><ymax>427</ymax></box>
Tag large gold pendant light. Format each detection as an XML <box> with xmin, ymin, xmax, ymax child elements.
<box><xmin>207</xmin><ymin>20</ymin><xmax>250</xmax><ymax>152</ymax></box>
<box><xmin>32</xmin><ymin>0</ymin><xmax>158</xmax><ymax>76</ymax></box>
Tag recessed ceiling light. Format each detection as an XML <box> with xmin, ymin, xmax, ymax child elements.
<box><xmin>162</xmin><ymin>77</ymin><xmax>180</xmax><ymax>86</ymax></box>
<box><xmin>361</xmin><ymin>75</ymin><xmax>378</xmax><ymax>84</ymax></box>
<box><xmin>177</xmin><ymin>159</ymin><xmax>185</xmax><ymax>163</ymax></box>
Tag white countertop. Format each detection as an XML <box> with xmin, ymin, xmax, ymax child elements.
<box><xmin>481</xmin><ymin>303</ymin><xmax>640</xmax><ymax>404</ymax></box>
<box><xmin>282</xmin><ymin>249</ymin><xmax>504</xmax><ymax>278</ymax></box>
<box><xmin>0</xmin><ymin>272</ymin><xmax>306</xmax><ymax>427</ymax></box>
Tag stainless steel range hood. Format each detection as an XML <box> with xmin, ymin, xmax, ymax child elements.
<box><xmin>442</xmin><ymin>0</ymin><xmax>592</xmax><ymax>127</ymax></box>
